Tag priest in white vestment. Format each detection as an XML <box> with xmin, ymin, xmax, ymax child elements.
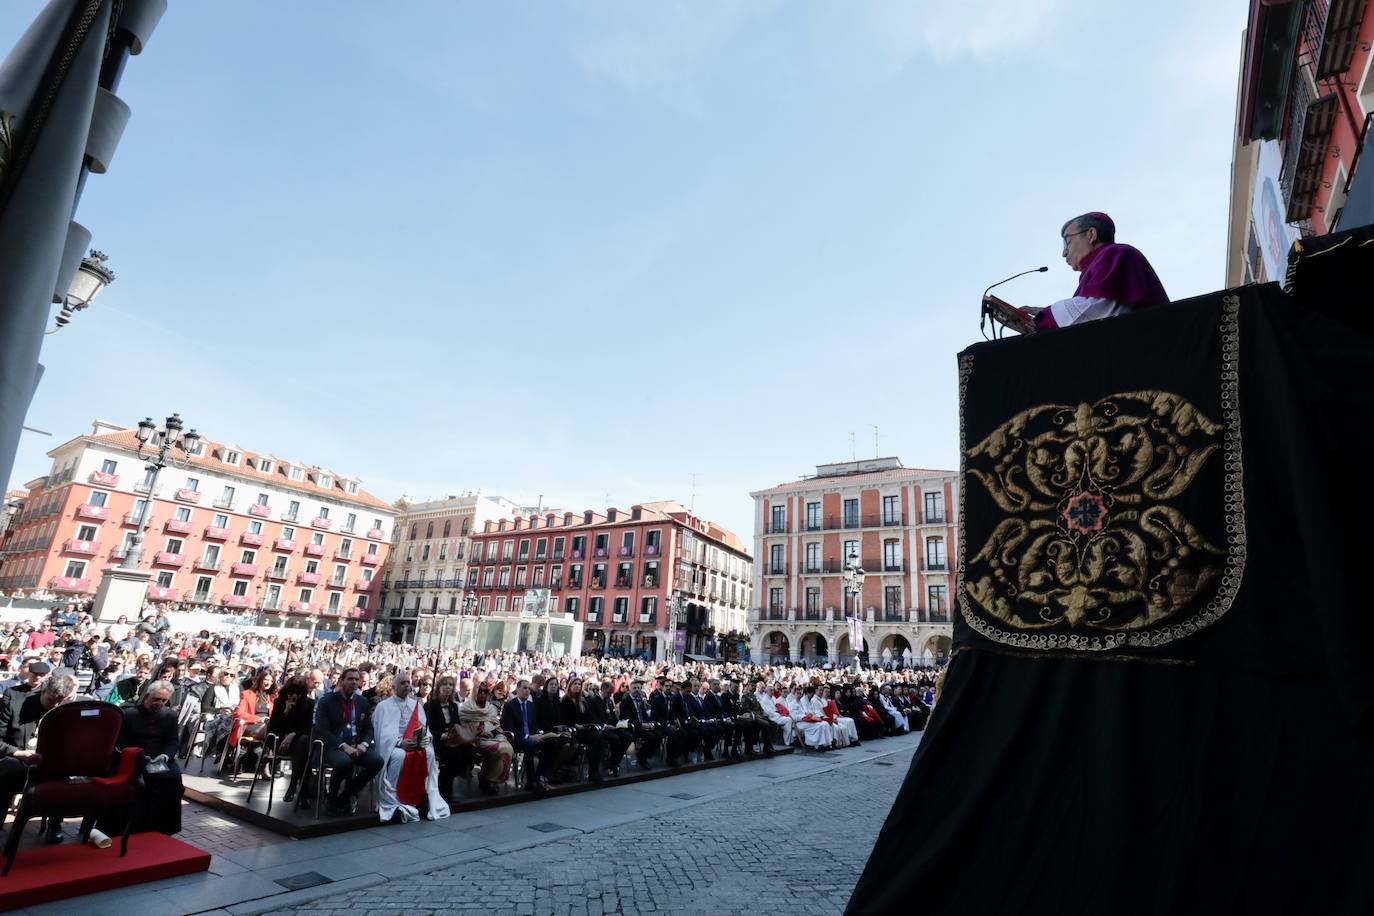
<box><xmin>764</xmin><ymin>684</ymin><xmax>797</xmax><ymax>747</ymax></box>
<box><xmin>786</xmin><ymin>686</ymin><xmax>833</xmax><ymax>749</ymax></box>
<box><xmin>373</xmin><ymin>670</ymin><xmax>451</xmax><ymax>823</ymax></box>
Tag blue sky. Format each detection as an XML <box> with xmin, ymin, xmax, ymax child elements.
<box><xmin>4</xmin><ymin>0</ymin><xmax>1246</xmax><ymax>539</ymax></box>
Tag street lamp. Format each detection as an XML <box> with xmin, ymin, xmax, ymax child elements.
<box><xmin>842</xmin><ymin>548</ymin><xmax>866</xmax><ymax>670</ymax></box>
<box><xmin>120</xmin><ymin>413</ymin><xmax>200</xmax><ymax>572</ymax></box>
<box><xmin>669</xmin><ymin>589</ymin><xmax>685</xmax><ymax>664</ymax></box>
<box><xmin>48</xmin><ymin>250</ymin><xmax>115</xmax><ymax>334</ymax></box>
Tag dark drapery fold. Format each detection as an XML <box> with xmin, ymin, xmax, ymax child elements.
<box><xmin>849</xmin><ymin>282</ymin><xmax>1374</xmax><ymax>915</ymax></box>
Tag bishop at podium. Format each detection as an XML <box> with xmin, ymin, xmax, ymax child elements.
<box><xmin>1025</xmin><ymin>211</ymin><xmax>1169</xmax><ymax>329</ymax></box>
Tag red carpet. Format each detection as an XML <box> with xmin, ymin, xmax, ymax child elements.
<box><xmin>0</xmin><ymin>832</ymin><xmax>210</xmax><ymax>911</ymax></box>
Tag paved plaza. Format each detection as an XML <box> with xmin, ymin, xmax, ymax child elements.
<box><xmin>30</xmin><ymin>733</ymin><xmax>920</xmax><ymax>916</ymax></box>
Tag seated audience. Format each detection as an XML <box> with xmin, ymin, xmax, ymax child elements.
<box><xmin>311</xmin><ymin>667</ymin><xmax>384</xmax><ymax>816</ymax></box>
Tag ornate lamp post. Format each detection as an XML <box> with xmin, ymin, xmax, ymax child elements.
<box><xmin>669</xmin><ymin>589</ymin><xmax>685</xmax><ymax>664</ymax></box>
<box><xmin>93</xmin><ymin>413</ymin><xmax>198</xmax><ymax>622</ymax></box>
<box><xmin>47</xmin><ymin>250</ymin><xmax>114</xmax><ymax>334</ymax></box>
<box><xmin>842</xmin><ymin>548</ymin><xmax>866</xmax><ymax>670</ymax></box>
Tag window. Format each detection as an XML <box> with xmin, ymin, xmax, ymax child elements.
<box><xmin>768</xmin><ymin>587</ymin><xmax>783</xmax><ymax>612</ymax></box>
<box><xmin>305</xmin><ymin>560</ymin><xmax>319</xmax><ymax>574</ymax></box>
<box><xmin>643</xmin><ymin>560</ymin><xmax>658</xmax><ymax>586</ymax></box>
<box><xmin>320</xmin><ymin>474</ymin><xmax>333</xmax><ymax>489</ymax></box>
<box><xmin>515</xmin><ymin>567</ymin><xmax>527</xmax><ymax>587</ymax></box>
<box><xmin>621</xmin><ymin>531</ymin><xmax>634</xmax><ymax>550</ymax></box>
<box><xmin>502</xmin><ymin>540</ymin><xmax>514</xmax><ymax>560</ymax></box>
<box><xmin>362</xmin><ymin>568</ymin><xmax>373</xmax><ymax>581</ymax></box>
<box><xmin>265</xmin><ymin>584</ymin><xmax>281</xmax><ymax>608</ymax></box>
<box><xmin>227</xmin><ymin>579</ymin><xmax>247</xmax><ymax>597</ymax></box>
<box><xmin>438</xmin><ymin>542</ymin><xmax>447</xmax><ymax>561</ymax></box>
<box><xmin>282</xmin><ymin>526</ymin><xmax>296</xmax><ymax>541</ymax></box>
<box><xmin>769</xmin><ymin>544</ymin><xmax>784</xmax><ymax>574</ymax></box>
<box><xmin>155</xmin><ymin>570</ymin><xmax>174</xmax><ymax>588</ymax></box>
<box><xmin>340</xmin><ymin>537</ymin><xmax>353</xmax><ymax>558</ymax></box>
<box><xmin>311</xmin><ymin>531</ymin><xmax>324</xmax><ymax>545</ymax></box>
<box><xmin>640</xmin><ymin>596</ymin><xmax>656</xmax><ymax>621</ymax></box>
<box><xmin>366</xmin><ymin>542</ymin><xmax>378</xmax><ymax>555</ymax></box>
<box><xmin>884</xmin><ymin>585</ymin><xmax>902</xmax><ymax>613</ymax></box>
<box><xmin>273</xmin><ymin>555</ymin><xmax>288</xmax><ymax>576</ymax></box>
<box><xmin>175</xmin><ymin>506</ymin><xmax>191</xmax><ymax>522</ymax></box>
<box><xmin>883</xmin><ymin>540</ymin><xmax>901</xmax><ymax>570</ymax></box>
<box><xmin>203</xmin><ymin>544</ymin><xmax>221</xmax><ymax>564</ymax></box>
<box><xmin>256</xmin><ymin>493</ymin><xmax>269</xmax><ymax>506</ymax></box>
<box><xmin>882</xmin><ymin>495</ymin><xmax>900</xmax><ymax>524</ymax></box>
<box><xmin>532</xmin><ymin>566</ymin><xmax>544</xmax><ymax>586</ymax></box>
<box><xmin>87</xmin><ymin>490</ymin><xmax>107</xmax><ymax>507</ymax></box>
<box><xmin>409</xmin><ymin>524</ymin><xmax>417</xmax><ymax>540</ymax></box>
<box><xmin>195</xmin><ymin>576</ymin><xmax>213</xmax><ymax>598</ymax></box>
<box><xmin>928</xmin><ymin>585</ymin><xmax>948</xmax><ymax>617</ymax></box>
<box><xmin>326</xmin><ymin>592</ymin><xmax>341</xmax><ymax>612</ymax></box>
<box><xmin>426</xmin><ymin>522</ymin><xmax>434</xmax><ymax>539</ymax></box>
<box><xmin>566</xmin><ymin>597</ymin><xmax>580</xmax><ymax>618</ymax></box>
<box><xmin>421</xmin><ymin>545</ymin><xmax>430</xmax><ymax>561</ymax></box>
<box><xmin>220</xmin><ymin>485</ymin><xmax>236</xmax><ymax>505</ymax></box>
<box><xmin>299</xmin><ymin>588</ymin><xmax>313</xmax><ymax>603</ymax></box>
<box><xmin>480</xmin><ymin>596</ymin><xmax>490</xmax><ymax>614</ymax></box>
<box><xmin>470</xmin><ymin>542</ymin><xmax>483</xmax><ymax>562</ymax></box>
<box><xmin>613</xmin><ymin>597</ymin><xmax>628</xmax><ymax>621</ymax></box>
<box><xmin>259</xmin><ymin>459</ymin><xmax>274</xmax><ymax>474</ymax></box>
<box><xmin>347</xmin><ymin>512</ymin><xmax>358</xmax><ymax>531</ymax></box>
<box><xmin>616</xmin><ymin>562</ymin><xmax>631</xmax><ymax>586</ymax></box>
<box><xmin>843</xmin><ymin>539</ymin><xmax>859</xmax><ymax>566</ymax></box>
<box><xmin>498</xmin><ymin>569</ymin><xmax>510</xmax><ymax>587</ymax></box>
<box><xmin>63</xmin><ymin>560</ymin><xmax>86</xmax><ymax>578</ymax></box>
<box><xmin>249</xmin><ymin>520</ymin><xmax>263</xmax><ymax>534</ymax></box>
<box><xmin>241</xmin><ymin>549</ymin><xmax>256</xmax><ymax>564</ymax></box>
<box><xmin>321</xmin><ymin>506</ymin><xmax>332</xmax><ymax>520</ymax></box>
<box><xmin>166</xmin><ymin>538</ymin><xmax>184</xmax><ymax>554</ymax></box>
<box><xmin>518</xmin><ymin>539</ymin><xmax>530</xmax><ymax>559</ymax></box>
<box><xmin>100</xmin><ymin>459</ymin><xmax>117</xmax><ymax>474</ymax></box>
<box><xmin>184</xmin><ymin>477</ymin><xmax>199</xmax><ymax>492</ymax></box>
<box><xmin>924</xmin><ymin>491</ymin><xmax>945</xmax><ymax>523</ymax></box>
<box><xmin>843</xmin><ymin>498</ymin><xmax>859</xmax><ymax>527</ymax></box>
<box><xmin>287</xmin><ymin>500</ymin><xmax>300</xmax><ymax>518</ymax></box>
<box><xmin>482</xmin><ymin>569</ymin><xmax>494</xmax><ymax>587</ymax></box>
<box><xmin>553</xmin><ymin>537</ymin><xmax>566</xmax><ymax>558</ymax></box>
<box><xmin>356</xmin><ymin>594</ymin><xmax>368</xmax><ymax>609</ymax></box>
<box><xmin>77</xmin><ymin>524</ymin><xmax>98</xmax><ymax>541</ymax></box>
<box><xmin>289</xmin><ymin>467</ymin><xmax>304</xmax><ymax>482</ymax></box>
<box><xmin>536</xmin><ymin>538</ymin><xmax>548</xmax><ymax>559</ymax></box>
<box><xmin>925</xmin><ymin>538</ymin><xmax>946</xmax><ymax>569</ymax></box>
<box><xmin>495</xmin><ymin>596</ymin><xmax>507</xmax><ymax>613</ymax></box>
<box><xmin>140</xmin><ymin>467</ymin><xmax>155</xmax><ymax>488</ymax></box>
<box><xmin>804</xmin><ymin>542</ymin><xmax>820</xmax><ymax>572</ymax></box>
<box><xmin>333</xmin><ymin>564</ymin><xmax>347</xmax><ymax>584</ymax></box>
<box><xmin>569</xmin><ymin>564</ymin><xmax>583</xmax><ymax>587</ymax></box>
<box><xmin>805</xmin><ymin>587</ymin><xmax>820</xmax><ymax>614</ymax></box>
<box><xmin>213</xmin><ymin>513</ymin><xmax>229</xmax><ymax>528</ymax></box>
<box><xmin>461</xmin><ymin>518</ymin><xmax>470</xmax><ymax>536</ymax></box>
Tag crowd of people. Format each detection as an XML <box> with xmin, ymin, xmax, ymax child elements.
<box><xmin>0</xmin><ymin>602</ymin><xmax>941</xmax><ymax>832</ymax></box>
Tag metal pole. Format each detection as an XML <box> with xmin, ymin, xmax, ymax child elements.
<box><xmin>119</xmin><ymin>459</ymin><xmax>160</xmax><ymax>571</ymax></box>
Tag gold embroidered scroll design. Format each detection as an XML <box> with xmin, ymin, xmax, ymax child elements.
<box><xmin>957</xmin><ymin>295</ymin><xmax>1246</xmax><ymax>652</ymax></box>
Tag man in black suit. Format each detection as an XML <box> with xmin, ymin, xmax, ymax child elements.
<box><xmin>682</xmin><ymin>679</ymin><xmax>723</xmax><ymax>761</ymax></box>
<box><xmin>118</xmin><ymin>679</ymin><xmax>183</xmax><ymax>834</ymax></box>
<box><xmin>591</xmin><ymin>680</ymin><xmax>632</xmax><ymax>776</ymax></box>
<box><xmin>0</xmin><ymin>669</ymin><xmax>76</xmax><ymax>842</ymax></box>
<box><xmin>312</xmin><ymin>667</ymin><xmax>383</xmax><ymax>815</ymax></box>
<box><xmin>500</xmin><ymin>679</ymin><xmax>556</xmax><ymax>793</ymax></box>
<box><xmin>702</xmin><ymin>677</ymin><xmax>741</xmax><ymax>757</ymax></box>
<box><xmin>627</xmin><ymin>680</ymin><xmax>672</xmax><ymax>767</ymax></box>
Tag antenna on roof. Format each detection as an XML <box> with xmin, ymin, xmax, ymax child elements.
<box><xmin>690</xmin><ymin>473</ymin><xmax>697</xmax><ymax>512</ymax></box>
<box><xmin>850</xmin><ymin>431</ymin><xmax>856</xmax><ymax>460</ymax></box>
<box><xmin>872</xmin><ymin>424</ymin><xmax>879</xmax><ymax>459</ymax></box>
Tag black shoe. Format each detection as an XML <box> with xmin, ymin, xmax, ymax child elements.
<box><xmin>325</xmin><ymin>796</ymin><xmax>350</xmax><ymax>817</ymax></box>
<box><xmin>608</xmin><ymin>766</ymin><xmax>620</xmax><ymax>777</ymax></box>
<box><xmin>43</xmin><ymin>822</ymin><xmax>64</xmax><ymax>844</ymax></box>
<box><xmin>636</xmin><ymin>756</ymin><xmax>649</xmax><ymax>769</ymax></box>
<box><xmin>668</xmin><ymin>757</ymin><xmax>683</xmax><ymax>768</ymax></box>
<box><xmin>763</xmin><ymin>746</ymin><xmax>776</xmax><ymax>757</ymax></box>
<box><xmin>702</xmin><ymin>751</ymin><xmax>714</xmax><ymax>761</ymax></box>
<box><xmin>283</xmin><ymin>787</ymin><xmax>297</xmax><ymax>804</ymax></box>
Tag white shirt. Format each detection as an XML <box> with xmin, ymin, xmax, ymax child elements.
<box><xmin>1047</xmin><ymin>296</ymin><xmax>1126</xmax><ymax>327</ymax></box>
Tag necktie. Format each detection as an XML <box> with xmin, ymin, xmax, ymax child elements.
<box><xmin>521</xmin><ymin>700</ymin><xmax>529</xmax><ymax>736</ymax></box>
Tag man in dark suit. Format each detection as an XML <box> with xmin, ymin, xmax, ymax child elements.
<box><xmin>312</xmin><ymin>667</ymin><xmax>383</xmax><ymax>815</ymax></box>
<box><xmin>681</xmin><ymin>679</ymin><xmax>723</xmax><ymax>761</ymax></box>
<box><xmin>0</xmin><ymin>669</ymin><xmax>76</xmax><ymax>842</ymax></box>
<box><xmin>118</xmin><ymin>679</ymin><xmax>183</xmax><ymax>834</ymax></box>
<box><xmin>645</xmin><ymin>680</ymin><xmax>684</xmax><ymax>766</ymax></box>
<box><xmin>702</xmin><ymin>677</ymin><xmax>741</xmax><ymax>757</ymax></box>
<box><xmin>500</xmin><ymin>679</ymin><xmax>555</xmax><ymax>793</ymax></box>
<box><xmin>624</xmin><ymin>680</ymin><xmax>669</xmax><ymax>767</ymax></box>
<box><xmin>591</xmin><ymin>680</ymin><xmax>632</xmax><ymax>776</ymax></box>
<box><xmin>735</xmin><ymin>680</ymin><xmax>776</xmax><ymax>756</ymax></box>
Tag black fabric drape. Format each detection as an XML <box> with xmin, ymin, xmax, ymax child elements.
<box><xmin>849</xmin><ymin>283</ymin><xmax>1374</xmax><ymax>915</ymax></box>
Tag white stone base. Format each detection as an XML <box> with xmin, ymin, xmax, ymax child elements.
<box><xmin>91</xmin><ymin>566</ymin><xmax>153</xmax><ymax>623</ymax></box>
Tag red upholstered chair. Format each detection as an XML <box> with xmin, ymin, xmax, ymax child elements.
<box><xmin>1</xmin><ymin>700</ymin><xmax>141</xmax><ymax>876</ymax></box>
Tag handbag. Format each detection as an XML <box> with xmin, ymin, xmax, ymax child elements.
<box><xmin>448</xmin><ymin>723</ymin><xmax>481</xmax><ymax>748</ymax></box>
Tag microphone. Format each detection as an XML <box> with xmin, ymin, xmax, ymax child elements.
<box><xmin>981</xmin><ymin>266</ymin><xmax>1048</xmax><ymax>338</ymax></box>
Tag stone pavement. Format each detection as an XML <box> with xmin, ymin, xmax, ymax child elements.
<box><xmin>20</xmin><ymin>732</ymin><xmax>920</xmax><ymax>916</ymax></box>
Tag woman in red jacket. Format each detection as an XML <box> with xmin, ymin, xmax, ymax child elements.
<box><xmin>228</xmin><ymin>668</ymin><xmax>277</xmax><ymax>748</ymax></box>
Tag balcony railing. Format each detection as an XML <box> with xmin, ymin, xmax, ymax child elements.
<box><xmin>230</xmin><ymin>562</ymin><xmax>257</xmax><ymax>576</ymax></box>
<box><xmin>203</xmin><ymin>526</ymin><xmax>230</xmax><ymax>540</ymax></box>
<box><xmin>339</xmin><ymin>525</ymin><xmax>357</xmax><ymax>535</ymax></box>
<box><xmin>288</xmin><ymin>601</ymin><xmax>313</xmax><ymax>614</ymax></box>
<box><xmin>213</xmin><ymin>498</ymin><xmax>236</xmax><ymax>510</ymax></box>
<box><xmin>280</xmin><ymin>512</ymin><xmax>299</xmax><ymax>523</ymax></box>
<box><xmin>164</xmin><ymin>519</ymin><xmax>192</xmax><ymax>535</ymax></box>
<box><xmin>354</xmin><ymin>578</ymin><xmax>376</xmax><ymax>591</ymax></box>
<box><xmin>223</xmin><ymin>594</ymin><xmax>252</xmax><ymax>609</ymax></box>
<box><xmin>248</xmin><ymin>503</ymin><xmax>272</xmax><ymax>517</ymax></box>
<box><xmin>881</xmin><ymin>515</ymin><xmax>905</xmax><ymax>527</ymax></box>
<box><xmin>359</xmin><ymin>553</ymin><xmax>380</xmax><ymax>566</ymax></box>
<box><xmin>146</xmin><ymin>585</ymin><xmax>176</xmax><ymax>601</ymax></box>
<box><xmin>153</xmin><ymin>552</ymin><xmax>185</xmax><ymax>567</ymax></box>
<box><xmin>617</xmin><ymin>546</ymin><xmax>634</xmax><ymax>557</ymax></box>
<box><xmin>88</xmin><ymin>470</ymin><xmax>119</xmax><ymax>487</ymax></box>
<box><xmin>327</xmin><ymin>577</ymin><xmax>347</xmax><ymax>589</ymax></box>
<box><xmin>880</xmin><ymin>561</ymin><xmax>905</xmax><ymax>572</ymax></box>
<box><xmin>366</xmin><ymin>528</ymin><xmax>385</xmax><ymax>539</ymax></box>
<box><xmin>765</xmin><ymin>564</ymin><xmax>787</xmax><ymax>576</ymax></box>
<box><xmin>593</xmin><ymin>548</ymin><xmax>608</xmax><ymax>559</ymax></box>
<box><xmin>74</xmin><ymin>504</ymin><xmax>109</xmax><ymax>521</ymax></box>
<box><xmin>175</xmin><ymin>488</ymin><xmax>202</xmax><ymax>504</ymax></box>
<box><xmin>194</xmin><ymin>557</ymin><xmax>221</xmax><ymax>571</ymax></box>
<box><xmin>267</xmin><ymin>566</ymin><xmax>289</xmax><ymax>580</ymax></box>
<box><xmin>923</xmin><ymin>561</ymin><xmax>948</xmax><ymax>572</ymax></box>
<box><xmin>298</xmin><ymin>572</ymin><xmax>321</xmax><ymax>585</ymax></box>
<box><xmin>240</xmin><ymin>532</ymin><xmax>265</xmax><ymax>546</ymax></box>
<box><xmin>274</xmin><ymin>538</ymin><xmax>296</xmax><ymax>552</ymax></box>
<box><xmin>303</xmin><ymin>543</ymin><xmax>326</xmax><ymax>557</ymax></box>
<box><xmin>571</xmin><ymin>549</ymin><xmax>584</xmax><ymax>560</ymax></box>
<box><xmin>923</xmin><ymin>512</ymin><xmax>947</xmax><ymax>524</ymax></box>
<box><xmin>61</xmin><ymin>539</ymin><xmax>99</xmax><ymax>556</ymax></box>
<box><xmin>50</xmin><ymin>576</ymin><xmax>90</xmax><ymax>592</ymax></box>
<box><xmin>764</xmin><ymin>521</ymin><xmax>788</xmax><ymax>534</ymax></box>
<box><xmin>121</xmin><ymin>512</ymin><xmax>149</xmax><ymax>527</ymax></box>
<box><xmin>312</xmin><ymin>517</ymin><xmax>332</xmax><ymax>529</ymax></box>
<box><xmin>334</xmin><ymin>550</ymin><xmax>353</xmax><ymax>561</ymax></box>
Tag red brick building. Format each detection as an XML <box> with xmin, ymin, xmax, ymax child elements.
<box><xmin>466</xmin><ymin>501</ymin><xmax>751</xmax><ymax>660</ymax></box>
<box><xmin>0</xmin><ymin>420</ymin><xmax>396</xmax><ymax>634</ymax></box>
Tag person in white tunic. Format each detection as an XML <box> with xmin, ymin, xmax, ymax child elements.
<box><xmin>878</xmin><ymin>685</ymin><xmax>908</xmax><ymax>734</ymax></box>
<box><xmin>786</xmin><ymin>685</ymin><xmax>833</xmax><ymax>750</ymax></box>
<box><xmin>763</xmin><ymin>683</ymin><xmax>797</xmax><ymax>747</ymax></box>
<box><xmin>372</xmin><ymin>670</ymin><xmax>451</xmax><ymax>823</ymax></box>
<box><xmin>819</xmin><ymin>685</ymin><xmax>859</xmax><ymax>747</ymax></box>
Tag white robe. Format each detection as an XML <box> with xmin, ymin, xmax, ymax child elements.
<box><xmin>763</xmin><ymin>693</ymin><xmax>796</xmax><ymax>747</ymax></box>
<box><xmin>786</xmin><ymin>695</ymin><xmax>833</xmax><ymax>749</ymax></box>
<box><xmin>824</xmin><ymin>701</ymin><xmax>859</xmax><ymax>746</ymax></box>
<box><xmin>372</xmin><ymin>695</ymin><xmax>451</xmax><ymax>823</ymax></box>
<box><xmin>879</xmin><ymin>694</ymin><xmax>908</xmax><ymax>733</ymax></box>
<box><xmin>1046</xmin><ymin>295</ymin><xmax>1124</xmax><ymax>327</ymax></box>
